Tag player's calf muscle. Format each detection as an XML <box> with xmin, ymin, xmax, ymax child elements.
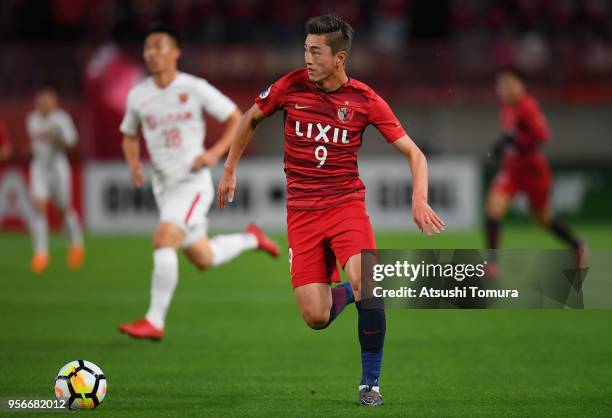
<box><xmin>344</xmin><ymin>254</ymin><xmax>363</xmax><ymax>301</ymax></box>
<box><xmin>188</xmin><ymin>253</ymin><xmax>213</xmax><ymax>271</ymax></box>
<box><xmin>183</xmin><ymin>242</ymin><xmax>214</xmax><ymax>271</ymax></box>
<box><xmin>531</xmin><ymin>208</ymin><xmax>551</xmax><ymax>227</ymax></box>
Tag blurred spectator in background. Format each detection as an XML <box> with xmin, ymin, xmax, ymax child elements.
<box><xmin>0</xmin><ymin>119</ymin><xmax>13</xmax><ymax>161</ymax></box>
<box><xmin>84</xmin><ymin>43</ymin><xmax>144</xmax><ymax>159</ymax></box>
<box><xmin>2</xmin><ymin>0</ymin><xmax>612</xmax><ymax>45</ymax></box>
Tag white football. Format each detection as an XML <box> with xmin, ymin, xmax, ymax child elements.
<box><xmin>53</xmin><ymin>360</ymin><xmax>107</xmax><ymax>409</ymax></box>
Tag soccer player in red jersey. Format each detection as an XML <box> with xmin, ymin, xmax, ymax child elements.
<box><xmin>486</xmin><ymin>68</ymin><xmax>586</xmax><ymax>273</ymax></box>
<box><xmin>217</xmin><ymin>14</ymin><xmax>444</xmax><ymax>406</ymax></box>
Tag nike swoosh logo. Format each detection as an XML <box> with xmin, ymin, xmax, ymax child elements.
<box><xmin>294</xmin><ymin>104</ymin><xmax>311</xmax><ymax>109</ymax></box>
<box><xmin>363</xmin><ymin>329</ymin><xmax>382</xmax><ymax>336</ymax></box>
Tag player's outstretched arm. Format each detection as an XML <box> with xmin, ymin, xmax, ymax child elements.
<box><xmin>217</xmin><ymin>104</ymin><xmax>267</xmax><ymax>208</ymax></box>
<box><xmin>392</xmin><ymin>135</ymin><xmax>445</xmax><ymax>235</ymax></box>
<box><xmin>122</xmin><ymin>134</ymin><xmax>144</xmax><ymax>188</ymax></box>
<box><xmin>191</xmin><ymin>109</ymin><xmax>242</xmax><ymax>171</ymax></box>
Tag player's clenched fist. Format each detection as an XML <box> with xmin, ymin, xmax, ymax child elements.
<box><xmin>412</xmin><ymin>198</ymin><xmax>445</xmax><ymax>236</ymax></box>
<box><xmin>217</xmin><ymin>169</ymin><xmax>236</xmax><ymax>208</ymax></box>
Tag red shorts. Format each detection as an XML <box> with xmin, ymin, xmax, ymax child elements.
<box><xmin>286</xmin><ymin>199</ymin><xmax>376</xmax><ymax>289</ymax></box>
<box><xmin>491</xmin><ymin>153</ymin><xmax>552</xmax><ymax>210</ymax></box>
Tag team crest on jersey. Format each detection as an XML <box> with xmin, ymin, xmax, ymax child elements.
<box><xmin>337</xmin><ymin>106</ymin><xmax>353</xmax><ymax>123</ymax></box>
<box><xmin>179</xmin><ymin>92</ymin><xmax>189</xmax><ymax>104</ymax></box>
<box><xmin>259</xmin><ymin>85</ymin><xmax>272</xmax><ymax>99</ymax></box>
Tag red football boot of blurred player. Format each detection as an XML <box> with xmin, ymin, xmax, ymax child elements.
<box><xmin>575</xmin><ymin>242</ymin><xmax>589</xmax><ymax>269</ymax></box>
<box><xmin>30</xmin><ymin>252</ymin><xmax>50</xmax><ymax>275</ymax></box>
<box><xmin>483</xmin><ymin>261</ymin><xmax>499</xmax><ymax>280</ymax></box>
<box><xmin>245</xmin><ymin>223</ymin><xmax>280</xmax><ymax>258</ymax></box>
<box><xmin>118</xmin><ymin>319</ymin><xmax>164</xmax><ymax>341</ymax></box>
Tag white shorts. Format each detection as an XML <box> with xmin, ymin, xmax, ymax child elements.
<box><xmin>30</xmin><ymin>156</ymin><xmax>71</xmax><ymax>210</ymax></box>
<box><xmin>153</xmin><ymin>169</ymin><xmax>213</xmax><ymax>248</ymax></box>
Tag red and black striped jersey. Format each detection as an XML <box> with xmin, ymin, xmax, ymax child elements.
<box><xmin>255</xmin><ymin>69</ymin><xmax>406</xmax><ymax>210</ymax></box>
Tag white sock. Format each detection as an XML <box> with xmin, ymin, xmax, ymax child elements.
<box><xmin>145</xmin><ymin>248</ymin><xmax>178</xmax><ymax>330</ymax></box>
<box><xmin>64</xmin><ymin>208</ymin><xmax>83</xmax><ymax>247</ymax></box>
<box><xmin>31</xmin><ymin>213</ymin><xmax>48</xmax><ymax>254</ymax></box>
<box><xmin>359</xmin><ymin>385</ymin><xmax>380</xmax><ymax>393</ymax></box>
<box><xmin>209</xmin><ymin>233</ymin><xmax>257</xmax><ymax>266</ymax></box>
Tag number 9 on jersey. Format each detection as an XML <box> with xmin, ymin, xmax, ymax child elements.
<box><xmin>315</xmin><ymin>145</ymin><xmax>327</xmax><ymax>168</ymax></box>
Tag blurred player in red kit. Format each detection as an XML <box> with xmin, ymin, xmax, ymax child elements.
<box><xmin>486</xmin><ymin>68</ymin><xmax>586</xmax><ymax>273</ymax></box>
<box><xmin>217</xmin><ymin>14</ymin><xmax>444</xmax><ymax>406</ymax></box>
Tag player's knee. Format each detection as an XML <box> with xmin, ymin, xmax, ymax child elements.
<box><xmin>57</xmin><ymin>208</ymin><xmax>69</xmax><ymax>219</ymax></box>
<box><xmin>533</xmin><ymin>212</ymin><xmax>550</xmax><ymax>227</ymax></box>
<box><xmin>152</xmin><ymin>233</ymin><xmax>175</xmax><ymax>249</ymax></box>
<box><xmin>485</xmin><ymin>201</ymin><xmax>502</xmax><ymax>220</ymax></box>
<box><xmin>34</xmin><ymin>200</ymin><xmax>47</xmax><ymax>214</ymax></box>
<box><xmin>152</xmin><ymin>235</ymin><xmax>165</xmax><ymax>249</ymax></box>
<box><xmin>486</xmin><ymin>194</ymin><xmax>506</xmax><ymax>219</ymax></box>
<box><xmin>301</xmin><ymin>309</ymin><xmax>330</xmax><ymax>330</ymax></box>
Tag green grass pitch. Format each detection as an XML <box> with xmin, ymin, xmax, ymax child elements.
<box><xmin>1</xmin><ymin>223</ymin><xmax>611</xmax><ymax>417</ymax></box>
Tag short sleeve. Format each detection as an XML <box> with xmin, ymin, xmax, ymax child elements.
<box><xmin>368</xmin><ymin>92</ymin><xmax>406</xmax><ymax>143</ymax></box>
<box><xmin>25</xmin><ymin>113</ymin><xmax>36</xmax><ymax>139</ymax></box>
<box><xmin>254</xmin><ymin>72</ymin><xmax>292</xmax><ymax>116</ymax></box>
<box><xmin>55</xmin><ymin>111</ymin><xmax>78</xmax><ymax>146</ymax></box>
<box><xmin>195</xmin><ymin>79</ymin><xmax>237</xmax><ymax>123</ymax></box>
<box><xmin>119</xmin><ymin>90</ymin><xmax>140</xmax><ymax>136</ymax></box>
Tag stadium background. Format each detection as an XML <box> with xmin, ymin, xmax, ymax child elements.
<box><xmin>1</xmin><ymin>1</ymin><xmax>611</xmax><ymax>416</ymax></box>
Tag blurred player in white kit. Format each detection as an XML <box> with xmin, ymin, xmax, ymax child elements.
<box><xmin>27</xmin><ymin>87</ymin><xmax>84</xmax><ymax>274</ymax></box>
<box><xmin>118</xmin><ymin>24</ymin><xmax>279</xmax><ymax>341</ymax></box>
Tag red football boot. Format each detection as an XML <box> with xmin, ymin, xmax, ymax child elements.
<box><xmin>483</xmin><ymin>261</ymin><xmax>499</xmax><ymax>280</ymax></box>
<box><xmin>245</xmin><ymin>223</ymin><xmax>280</xmax><ymax>258</ymax></box>
<box><xmin>118</xmin><ymin>319</ymin><xmax>164</xmax><ymax>341</ymax></box>
<box><xmin>575</xmin><ymin>242</ymin><xmax>589</xmax><ymax>269</ymax></box>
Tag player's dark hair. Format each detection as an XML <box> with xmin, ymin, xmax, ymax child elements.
<box><xmin>36</xmin><ymin>85</ymin><xmax>58</xmax><ymax>96</ymax></box>
<box><xmin>146</xmin><ymin>22</ymin><xmax>181</xmax><ymax>47</ymax></box>
<box><xmin>35</xmin><ymin>85</ymin><xmax>59</xmax><ymax>102</ymax></box>
<box><xmin>497</xmin><ymin>66</ymin><xmax>524</xmax><ymax>81</ymax></box>
<box><xmin>305</xmin><ymin>14</ymin><xmax>354</xmax><ymax>55</ymax></box>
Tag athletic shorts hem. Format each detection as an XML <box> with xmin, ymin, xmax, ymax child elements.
<box><xmin>291</xmin><ymin>276</ymin><xmax>341</xmax><ymax>289</ymax></box>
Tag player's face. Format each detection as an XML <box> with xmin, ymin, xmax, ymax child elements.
<box><xmin>304</xmin><ymin>34</ymin><xmax>340</xmax><ymax>83</ymax></box>
<box><xmin>495</xmin><ymin>73</ymin><xmax>523</xmax><ymax>105</ymax></box>
<box><xmin>35</xmin><ymin>91</ymin><xmax>57</xmax><ymax>114</ymax></box>
<box><xmin>143</xmin><ymin>33</ymin><xmax>180</xmax><ymax>74</ymax></box>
